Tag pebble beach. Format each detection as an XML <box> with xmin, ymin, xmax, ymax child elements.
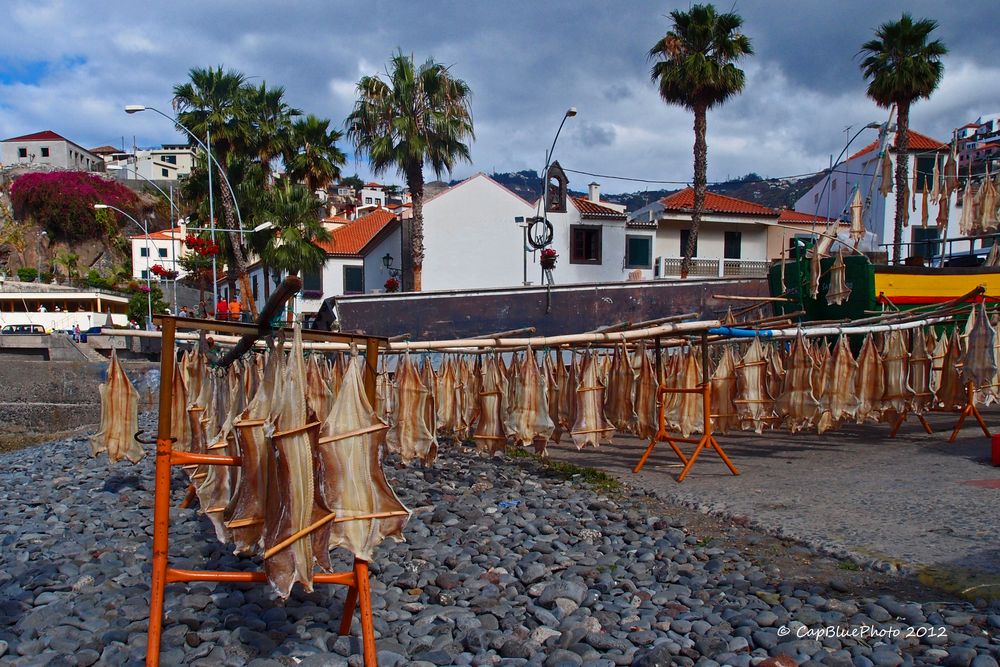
<box><xmin>1</xmin><ymin>420</ymin><xmax>999</xmax><ymax>667</ymax></box>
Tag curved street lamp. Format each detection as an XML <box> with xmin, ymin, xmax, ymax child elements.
<box><xmin>107</xmin><ymin>163</ymin><xmax>180</xmax><ymax>309</ymax></box>
<box><xmin>94</xmin><ymin>203</ymin><xmax>153</xmax><ymax>328</ymax></box>
<box><xmin>526</xmin><ymin>107</ymin><xmax>577</xmax><ymax>285</ymax></box>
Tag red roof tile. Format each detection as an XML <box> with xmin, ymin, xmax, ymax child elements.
<box><xmin>847</xmin><ymin>130</ymin><xmax>947</xmax><ymax>161</ymax></box>
<box><xmin>364</xmin><ymin>181</ymin><xmax>381</xmax><ymax>188</ymax></box>
<box><xmin>777</xmin><ymin>210</ymin><xmax>842</xmax><ymax>224</ymax></box>
<box><xmin>571</xmin><ymin>196</ymin><xmax>626</xmax><ymax>220</ymax></box>
<box><xmin>89</xmin><ymin>145</ymin><xmax>122</xmax><ymax>154</ymax></box>
<box><xmin>3</xmin><ymin>130</ymin><xmax>67</xmax><ymax>142</ymax></box>
<box><xmin>659</xmin><ymin>188</ymin><xmax>778</xmax><ymax>217</ymax></box>
<box><xmin>315</xmin><ymin>209</ymin><xmax>396</xmax><ymax>256</ymax></box>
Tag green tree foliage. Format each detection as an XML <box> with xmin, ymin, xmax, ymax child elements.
<box><xmin>250</xmin><ymin>181</ymin><xmax>331</xmax><ymax>278</ymax></box>
<box><xmin>347</xmin><ymin>51</ymin><xmax>474</xmax><ymax>291</ymax></box>
<box><xmin>860</xmin><ymin>14</ymin><xmax>947</xmax><ymax>264</ymax></box>
<box><xmin>649</xmin><ymin>3</ymin><xmax>752</xmax><ymax>277</ymax></box>
<box><xmin>284</xmin><ymin>115</ymin><xmax>346</xmax><ymax>193</ymax></box>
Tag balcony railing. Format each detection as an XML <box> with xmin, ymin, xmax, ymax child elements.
<box><xmin>656</xmin><ymin>257</ymin><xmax>769</xmax><ymax>278</ymax></box>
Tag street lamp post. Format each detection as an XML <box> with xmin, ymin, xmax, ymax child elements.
<box><xmin>532</xmin><ymin>107</ymin><xmax>577</xmax><ymax>285</ymax></box>
<box><xmin>107</xmin><ymin>163</ymin><xmax>180</xmax><ymax>310</ymax></box>
<box><xmin>94</xmin><ymin>203</ymin><xmax>153</xmax><ymax>328</ymax></box>
<box><xmin>125</xmin><ymin>104</ymin><xmax>245</xmax><ymax>310</ymax></box>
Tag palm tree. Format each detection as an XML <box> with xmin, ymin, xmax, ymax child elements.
<box><xmin>346</xmin><ymin>51</ymin><xmax>474</xmax><ymax>291</ymax></box>
<box><xmin>649</xmin><ymin>4</ymin><xmax>752</xmax><ymax>278</ymax></box>
<box><xmin>252</xmin><ymin>181</ymin><xmax>331</xmax><ymax>278</ymax></box>
<box><xmin>284</xmin><ymin>115</ymin><xmax>347</xmax><ymax>194</ymax></box>
<box><xmin>173</xmin><ymin>66</ymin><xmax>257</xmax><ymax>313</ymax></box>
<box><xmin>245</xmin><ymin>82</ymin><xmax>301</xmax><ymax>184</ymax></box>
<box><xmin>860</xmin><ymin>14</ymin><xmax>947</xmax><ymax>265</ymax></box>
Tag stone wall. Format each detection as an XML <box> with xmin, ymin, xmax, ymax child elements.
<box><xmin>0</xmin><ymin>359</ymin><xmax>159</xmax><ymax>442</ymax></box>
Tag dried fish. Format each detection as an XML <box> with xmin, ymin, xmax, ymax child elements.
<box><xmin>854</xmin><ymin>334</ymin><xmax>885</xmax><ymax>423</ymax></box>
<box><xmin>826</xmin><ymin>253</ymin><xmax>851</xmax><ymax>306</ymax></box>
<box><xmin>472</xmin><ymin>354</ymin><xmax>508</xmax><ymax>453</ymax></box>
<box><xmin>776</xmin><ymin>334</ymin><xmax>820</xmax><ymax>432</ymax></box>
<box><xmin>735</xmin><ymin>337</ymin><xmax>774</xmax><ymax>434</ymax></box>
<box><xmin>505</xmin><ymin>350</ymin><xmax>555</xmax><ymax>453</ymax></box>
<box><xmin>963</xmin><ymin>303</ymin><xmax>997</xmax><ymax>389</ymax></box>
<box><xmin>316</xmin><ymin>355</ymin><xmax>410</xmax><ymax>562</ymax></box>
<box><xmin>170</xmin><ymin>359</ymin><xmax>192</xmax><ymax>452</ymax></box>
<box><xmin>569</xmin><ymin>351</ymin><xmax>615</xmax><ymax>449</ymax></box>
<box><xmin>880</xmin><ymin>330</ymin><xmax>913</xmax><ymax>418</ymax></box>
<box><xmin>633</xmin><ymin>343</ymin><xmax>659</xmax><ymax>440</ymax></box>
<box><xmin>710</xmin><ymin>346</ymin><xmax>739</xmax><ymax>435</ymax></box>
<box><xmin>386</xmin><ymin>354</ymin><xmax>438</xmax><ymax>465</ymax></box>
<box><xmin>936</xmin><ymin>329</ymin><xmax>964</xmax><ymax>411</ymax></box>
<box><xmin>817</xmin><ymin>334</ymin><xmax>859</xmax><ymax>433</ymax></box>
<box><xmin>91</xmin><ymin>349</ymin><xmax>142</xmax><ymax>464</ymax></box>
<box><xmin>435</xmin><ymin>356</ymin><xmax>465</xmax><ymax>438</ymax></box>
<box><xmin>909</xmin><ymin>327</ymin><xmax>934</xmax><ymax>414</ymax></box>
<box><xmin>604</xmin><ymin>344</ymin><xmax>637</xmax><ymax>433</ymax></box>
<box><xmin>675</xmin><ymin>349</ymin><xmax>704</xmax><ymax>438</ymax></box>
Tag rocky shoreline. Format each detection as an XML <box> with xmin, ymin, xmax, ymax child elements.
<box><xmin>1</xmin><ymin>423</ymin><xmax>999</xmax><ymax>666</ymax></box>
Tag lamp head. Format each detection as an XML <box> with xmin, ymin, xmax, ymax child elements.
<box><xmin>124</xmin><ymin>105</ymin><xmax>146</xmax><ymax>114</ymax></box>
<box><xmin>93</xmin><ymin>204</ymin><xmax>109</xmax><ymax>210</ymax></box>
<box><xmin>252</xmin><ymin>221</ymin><xmax>273</xmax><ymax>233</ymax></box>
<box><xmin>865</xmin><ymin>122</ymin><xmax>881</xmax><ymax>129</ymax></box>
<box><xmin>382</xmin><ymin>253</ymin><xmax>394</xmax><ymax>269</ymax></box>
<box><xmin>565</xmin><ymin>107</ymin><xmax>578</xmax><ymax>118</ymax></box>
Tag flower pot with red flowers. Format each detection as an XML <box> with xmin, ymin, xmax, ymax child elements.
<box><xmin>384</xmin><ymin>277</ymin><xmax>400</xmax><ymax>293</ymax></box>
<box><xmin>540</xmin><ymin>247</ymin><xmax>558</xmax><ymax>270</ymax></box>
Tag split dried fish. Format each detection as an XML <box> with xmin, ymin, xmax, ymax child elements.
<box><xmin>91</xmin><ymin>349</ymin><xmax>142</xmax><ymax>464</ymax></box>
<box><xmin>603</xmin><ymin>344</ymin><xmax>637</xmax><ymax>433</ymax></box>
<box><xmin>817</xmin><ymin>334</ymin><xmax>859</xmax><ymax>434</ymax></box>
<box><xmin>776</xmin><ymin>334</ymin><xmax>820</xmax><ymax>432</ymax></box>
<box><xmin>504</xmin><ymin>350</ymin><xmax>555</xmax><ymax>453</ymax></box>
<box><xmin>386</xmin><ymin>354</ymin><xmax>438</xmax><ymax>465</ymax></box>
<box><xmin>854</xmin><ymin>334</ymin><xmax>885</xmax><ymax>423</ymax></box>
<box><xmin>569</xmin><ymin>351</ymin><xmax>615</xmax><ymax>449</ymax></box>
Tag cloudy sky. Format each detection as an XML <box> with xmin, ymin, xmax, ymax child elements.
<box><xmin>1</xmin><ymin>0</ymin><xmax>995</xmax><ymax>194</ymax></box>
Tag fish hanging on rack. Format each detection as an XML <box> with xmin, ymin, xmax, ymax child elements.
<box><xmin>305</xmin><ymin>355</ymin><xmax>332</xmax><ymax>424</ymax></box>
<box><xmin>227</xmin><ymin>349</ymin><xmax>280</xmax><ymax>555</ymax></box>
<box><xmin>978</xmin><ymin>167</ymin><xmax>998</xmax><ymax>232</ymax></box>
<box><xmin>505</xmin><ymin>350</ymin><xmax>555</xmax><ymax>453</ymax></box>
<box><xmin>460</xmin><ymin>356</ymin><xmax>480</xmax><ymax>440</ymax></box>
<box><xmin>386</xmin><ymin>354</ymin><xmax>438</xmax><ymax>465</ymax></box>
<box><xmin>928</xmin><ymin>327</ymin><xmax>945</xmax><ymax>399</ymax></box>
<box><xmin>544</xmin><ymin>351</ymin><xmax>566</xmax><ymax>443</ymax></box>
<box><xmin>879</xmin><ymin>151</ymin><xmax>893</xmax><ymax>196</ymax></box>
<box><xmin>854</xmin><ymin>334</ymin><xmax>885</xmax><ymax>423</ymax></box>
<box><xmin>634</xmin><ymin>343</ymin><xmax>659</xmax><ymax>440</ymax></box>
<box><xmin>776</xmin><ymin>334</ymin><xmax>820</xmax><ymax>432</ymax></box>
<box><xmin>420</xmin><ymin>357</ymin><xmax>438</xmax><ymax>448</ymax></box>
<box><xmin>569</xmin><ymin>351</ymin><xmax>615</xmax><ymax>449</ymax></box>
<box><xmin>908</xmin><ymin>328</ymin><xmax>934</xmax><ymax>415</ymax></box>
<box><xmin>817</xmin><ymin>334</ymin><xmax>859</xmax><ymax>434</ymax></box>
<box><xmin>936</xmin><ymin>329</ymin><xmax>964</xmax><ymax>411</ymax></box>
<box><xmin>170</xmin><ymin>360</ymin><xmax>192</xmax><ymax>452</ymax></box>
<box><xmin>735</xmin><ymin>337</ymin><xmax>773</xmax><ymax>434</ymax></box>
<box><xmin>472</xmin><ymin>354</ymin><xmax>509</xmax><ymax>453</ymax></box>
<box><xmin>849</xmin><ymin>188</ymin><xmax>865</xmax><ymax>245</ymax></box>
<box><xmin>676</xmin><ymin>349</ymin><xmax>704</xmax><ymax>438</ymax></box>
<box><xmin>198</xmin><ymin>367</ymin><xmax>246</xmax><ymax>545</ymax></box>
<box><xmin>962</xmin><ymin>303</ymin><xmax>997</xmax><ymax>390</ymax></box>
<box><xmin>316</xmin><ymin>353</ymin><xmax>410</xmax><ymax>562</ymax></box>
<box><xmin>826</xmin><ymin>252</ymin><xmax>852</xmax><ymax>306</ymax></box>
<box><xmin>263</xmin><ymin>326</ymin><xmax>326</xmax><ymax>599</ymax></box>
<box><xmin>436</xmin><ymin>356</ymin><xmax>465</xmax><ymax>439</ymax></box>
<box><xmin>91</xmin><ymin>349</ymin><xmax>143</xmax><ymax>464</ymax></box>
<box><xmin>959</xmin><ymin>181</ymin><xmax>977</xmax><ymax>237</ymax></box>
<box><xmin>711</xmin><ymin>346</ymin><xmax>739</xmax><ymax>435</ymax></box>
<box><xmin>880</xmin><ymin>330</ymin><xmax>913</xmax><ymax>417</ymax></box>
<box><xmin>604</xmin><ymin>343</ymin><xmax>637</xmax><ymax>433</ymax></box>
<box><xmin>930</xmin><ymin>153</ymin><xmax>941</xmax><ymax>203</ymax></box>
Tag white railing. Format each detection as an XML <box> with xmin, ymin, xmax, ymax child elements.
<box><xmin>656</xmin><ymin>257</ymin><xmax>769</xmax><ymax>278</ymax></box>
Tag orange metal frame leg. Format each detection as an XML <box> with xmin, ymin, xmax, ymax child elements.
<box><xmin>949</xmin><ymin>382</ymin><xmax>992</xmax><ymax>443</ymax></box>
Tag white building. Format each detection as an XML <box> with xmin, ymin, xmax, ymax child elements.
<box><xmin>1</xmin><ymin>130</ymin><xmax>102</xmax><ymax>171</ymax></box>
<box><xmin>101</xmin><ymin>144</ymin><xmax>197</xmax><ymax>181</ymax></box>
<box><xmin>629</xmin><ymin>188</ymin><xmax>778</xmax><ymax>277</ymax></box>
<box><xmin>957</xmin><ymin>113</ymin><xmax>1000</xmax><ymax>177</ymax></box>
<box><xmin>794</xmin><ymin>129</ymin><xmax>955</xmax><ymax>259</ymax></box>
<box><xmin>129</xmin><ymin>225</ymin><xmax>188</xmax><ymax>281</ymax></box>
<box><xmin>241</xmin><ymin>209</ymin><xmax>398</xmax><ymax>319</ymax></box>
<box><xmin>358</xmin><ymin>182</ymin><xmax>387</xmax><ymax>213</ymax></box>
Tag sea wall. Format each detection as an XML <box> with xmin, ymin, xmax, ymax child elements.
<box><xmin>0</xmin><ymin>359</ymin><xmax>159</xmax><ymax>446</ymax></box>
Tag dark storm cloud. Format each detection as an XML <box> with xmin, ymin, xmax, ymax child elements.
<box><xmin>0</xmin><ymin>0</ymin><xmax>995</xmax><ymax>194</ymax></box>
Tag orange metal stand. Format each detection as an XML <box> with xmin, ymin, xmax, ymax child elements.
<box><xmin>888</xmin><ymin>410</ymin><xmax>935</xmax><ymax>437</ymax></box>
<box><xmin>948</xmin><ymin>381</ymin><xmax>991</xmax><ymax>443</ymax></box>
<box><xmin>147</xmin><ymin>316</ymin><xmax>384</xmax><ymax>667</ymax></box>
<box><xmin>632</xmin><ymin>381</ymin><xmax>740</xmax><ymax>482</ymax></box>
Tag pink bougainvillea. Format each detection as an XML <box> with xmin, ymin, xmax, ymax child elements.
<box><xmin>10</xmin><ymin>171</ymin><xmax>140</xmax><ymax>240</ymax></box>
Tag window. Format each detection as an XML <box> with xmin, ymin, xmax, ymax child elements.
<box><xmin>911</xmin><ymin>227</ymin><xmax>940</xmax><ymax>260</ymax></box>
<box><xmin>17</xmin><ymin>148</ymin><xmax>27</xmax><ymax>158</ymax></box>
<box><xmin>158</xmin><ymin>248</ymin><xmax>168</xmax><ymax>258</ymax></box>
<box><xmin>161</xmin><ymin>168</ymin><xmax>169</xmax><ymax>177</ymax></box>
<box><xmin>302</xmin><ymin>268</ymin><xmax>322</xmax><ymax>297</ymax></box>
<box><xmin>570</xmin><ymin>225</ymin><xmax>602</xmax><ymax>264</ymax></box>
<box><xmin>625</xmin><ymin>235</ymin><xmax>652</xmax><ymax>269</ymax></box>
<box><xmin>161</xmin><ymin>155</ymin><xmax>177</xmax><ymax>164</ymax></box>
<box><xmin>679</xmin><ymin>229</ymin><xmax>697</xmax><ymax>257</ymax></box>
<box><xmin>915</xmin><ymin>155</ymin><xmax>936</xmax><ymax>191</ymax></box>
<box><xmin>140</xmin><ymin>247</ymin><xmax>149</xmax><ymax>257</ymax></box>
<box><xmin>831</xmin><ymin>178</ymin><xmax>837</xmax><ymax>192</ymax></box>
<box><xmin>344</xmin><ymin>266</ymin><xmax>364</xmax><ymax>294</ymax></box>
<box><xmin>724</xmin><ymin>231</ymin><xmax>742</xmax><ymax>260</ymax></box>
<box><xmin>141</xmin><ymin>270</ymin><xmax>149</xmax><ymax>279</ymax></box>
<box><xmin>40</xmin><ymin>147</ymin><xmax>49</xmax><ymax>158</ymax></box>
<box><xmin>251</xmin><ymin>275</ymin><xmax>259</xmax><ymax>301</ymax></box>
<box><xmin>365</xmin><ymin>197</ymin><xmax>372</xmax><ymax>204</ymax></box>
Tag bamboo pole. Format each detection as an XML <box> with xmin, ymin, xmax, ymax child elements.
<box><xmin>712</xmin><ymin>295</ymin><xmax>792</xmax><ymax>302</ymax></box>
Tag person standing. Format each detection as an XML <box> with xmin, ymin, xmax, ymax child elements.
<box><xmin>229</xmin><ymin>296</ymin><xmax>242</xmax><ymax>324</ymax></box>
<box><xmin>216</xmin><ymin>297</ymin><xmax>229</xmax><ymax>321</ymax></box>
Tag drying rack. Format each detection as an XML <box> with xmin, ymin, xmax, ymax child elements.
<box><xmin>146</xmin><ymin>277</ymin><xmax>390</xmax><ymax>667</ymax></box>
<box><xmin>632</xmin><ymin>333</ymin><xmax>740</xmax><ymax>482</ymax></box>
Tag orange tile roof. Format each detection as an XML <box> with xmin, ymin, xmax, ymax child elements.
<box><xmin>90</xmin><ymin>145</ymin><xmax>122</xmax><ymax>154</ymax></box>
<box><xmin>364</xmin><ymin>181</ymin><xmax>381</xmax><ymax>188</ymax></box>
<box><xmin>571</xmin><ymin>196</ymin><xmax>626</xmax><ymax>220</ymax></box>
<box><xmin>777</xmin><ymin>210</ymin><xmax>845</xmax><ymax>224</ymax></box>
<box><xmin>847</xmin><ymin>130</ymin><xmax>947</xmax><ymax>161</ymax></box>
<box><xmin>3</xmin><ymin>130</ymin><xmax>66</xmax><ymax>142</ymax></box>
<box><xmin>130</xmin><ymin>225</ymin><xmax>185</xmax><ymax>241</ymax></box>
<box><xmin>314</xmin><ymin>209</ymin><xmax>397</xmax><ymax>256</ymax></box>
<box><xmin>659</xmin><ymin>188</ymin><xmax>778</xmax><ymax>217</ymax></box>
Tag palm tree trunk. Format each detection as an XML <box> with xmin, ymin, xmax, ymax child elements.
<box><xmin>682</xmin><ymin>104</ymin><xmax>709</xmax><ymax>280</ymax></box>
<box><xmin>405</xmin><ymin>164</ymin><xmax>425</xmax><ymax>292</ymax></box>
<box><xmin>215</xmin><ymin>165</ymin><xmax>260</xmax><ymax>318</ymax></box>
<box><xmin>893</xmin><ymin>101</ymin><xmax>911</xmax><ymax>265</ymax></box>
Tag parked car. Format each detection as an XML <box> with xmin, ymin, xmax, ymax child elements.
<box><xmin>1</xmin><ymin>324</ymin><xmax>48</xmax><ymax>335</ymax></box>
